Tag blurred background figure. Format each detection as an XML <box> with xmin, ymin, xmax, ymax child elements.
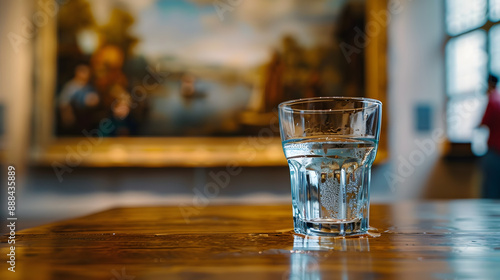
<box><xmin>181</xmin><ymin>73</ymin><xmax>196</xmax><ymax>98</ymax></box>
<box><xmin>91</xmin><ymin>45</ymin><xmax>138</xmax><ymax>136</ymax></box>
<box><xmin>480</xmin><ymin>74</ymin><xmax>500</xmax><ymax>198</ymax></box>
<box><xmin>108</xmin><ymin>84</ymin><xmax>137</xmax><ymax>136</ymax></box>
<box><xmin>58</xmin><ymin>64</ymin><xmax>100</xmax><ymax>134</ymax></box>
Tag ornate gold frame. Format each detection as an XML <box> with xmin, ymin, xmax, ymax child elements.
<box><xmin>31</xmin><ymin>0</ymin><xmax>388</xmax><ymax>167</ymax></box>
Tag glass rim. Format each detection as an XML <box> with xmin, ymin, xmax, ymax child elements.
<box><xmin>278</xmin><ymin>96</ymin><xmax>382</xmax><ymax>113</ymax></box>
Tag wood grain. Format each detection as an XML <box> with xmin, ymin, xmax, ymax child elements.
<box><xmin>2</xmin><ymin>200</ymin><xmax>500</xmax><ymax>279</ymax></box>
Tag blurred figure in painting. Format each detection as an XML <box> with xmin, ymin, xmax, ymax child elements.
<box><xmin>91</xmin><ymin>45</ymin><xmax>138</xmax><ymax>136</ymax></box>
<box><xmin>58</xmin><ymin>64</ymin><xmax>100</xmax><ymax>132</ymax></box>
<box><xmin>480</xmin><ymin>74</ymin><xmax>500</xmax><ymax>198</ymax></box>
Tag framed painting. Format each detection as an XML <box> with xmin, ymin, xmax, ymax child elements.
<box><xmin>32</xmin><ymin>0</ymin><xmax>388</xmax><ymax>167</ymax></box>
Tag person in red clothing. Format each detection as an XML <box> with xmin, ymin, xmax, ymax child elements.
<box><xmin>480</xmin><ymin>74</ymin><xmax>500</xmax><ymax>198</ymax></box>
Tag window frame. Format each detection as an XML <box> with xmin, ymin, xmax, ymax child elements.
<box><xmin>445</xmin><ymin>0</ymin><xmax>500</xmax><ymax>144</ymax></box>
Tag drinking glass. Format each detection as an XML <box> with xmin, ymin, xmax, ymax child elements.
<box><xmin>279</xmin><ymin>97</ymin><xmax>382</xmax><ymax>236</ymax></box>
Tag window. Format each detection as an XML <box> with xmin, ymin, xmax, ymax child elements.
<box><xmin>491</xmin><ymin>0</ymin><xmax>500</xmax><ymax>21</ymax></box>
<box><xmin>491</xmin><ymin>24</ymin><xmax>500</xmax><ymax>75</ymax></box>
<box><xmin>446</xmin><ymin>0</ymin><xmax>487</xmax><ymax>35</ymax></box>
<box><xmin>446</xmin><ymin>0</ymin><xmax>500</xmax><ymax>143</ymax></box>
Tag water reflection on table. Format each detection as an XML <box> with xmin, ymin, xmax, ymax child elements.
<box><xmin>287</xmin><ymin>235</ymin><xmax>371</xmax><ymax>280</ymax></box>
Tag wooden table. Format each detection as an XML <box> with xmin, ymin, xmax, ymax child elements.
<box><xmin>2</xmin><ymin>200</ymin><xmax>500</xmax><ymax>279</ymax></box>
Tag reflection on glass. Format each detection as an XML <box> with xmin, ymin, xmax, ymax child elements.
<box><xmin>491</xmin><ymin>0</ymin><xmax>500</xmax><ymax>22</ymax></box>
<box><xmin>286</xmin><ymin>235</ymin><xmax>371</xmax><ymax>280</ymax></box>
<box><xmin>446</xmin><ymin>0</ymin><xmax>487</xmax><ymax>35</ymax></box>
<box><xmin>292</xmin><ymin>235</ymin><xmax>371</xmax><ymax>252</ymax></box>
<box><xmin>446</xmin><ymin>30</ymin><xmax>488</xmax><ymax>96</ymax></box>
<box><xmin>288</xmin><ymin>253</ymin><xmax>321</xmax><ymax>280</ymax></box>
<box><xmin>490</xmin><ymin>25</ymin><xmax>500</xmax><ymax>77</ymax></box>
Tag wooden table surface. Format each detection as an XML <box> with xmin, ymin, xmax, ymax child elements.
<box><xmin>2</xmin><ymin>200</ymin><xmax>500</xmax><ymax>280</ymax></box>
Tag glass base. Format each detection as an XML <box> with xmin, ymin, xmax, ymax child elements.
<box><xmin>294</xmin><ymin>216</ymin><xmax>368</xmax><ymax>237</ymax></box>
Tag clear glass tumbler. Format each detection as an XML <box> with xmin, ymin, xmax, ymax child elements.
<box><xmin>279</xmin><ymin>97</ymin><xmax>382</xmax><ymax>236</ymax></box>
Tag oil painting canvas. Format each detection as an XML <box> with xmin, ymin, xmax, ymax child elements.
<box><xmin>54</xmin><ymin>0</ymin><xmax>369</xmax><ymax>137</ymax></box>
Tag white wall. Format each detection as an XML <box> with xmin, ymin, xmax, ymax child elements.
<box><xmin>387</xmin><ymin>0</ymin><xmax>446</xmax><ymax>198</ymax></box>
